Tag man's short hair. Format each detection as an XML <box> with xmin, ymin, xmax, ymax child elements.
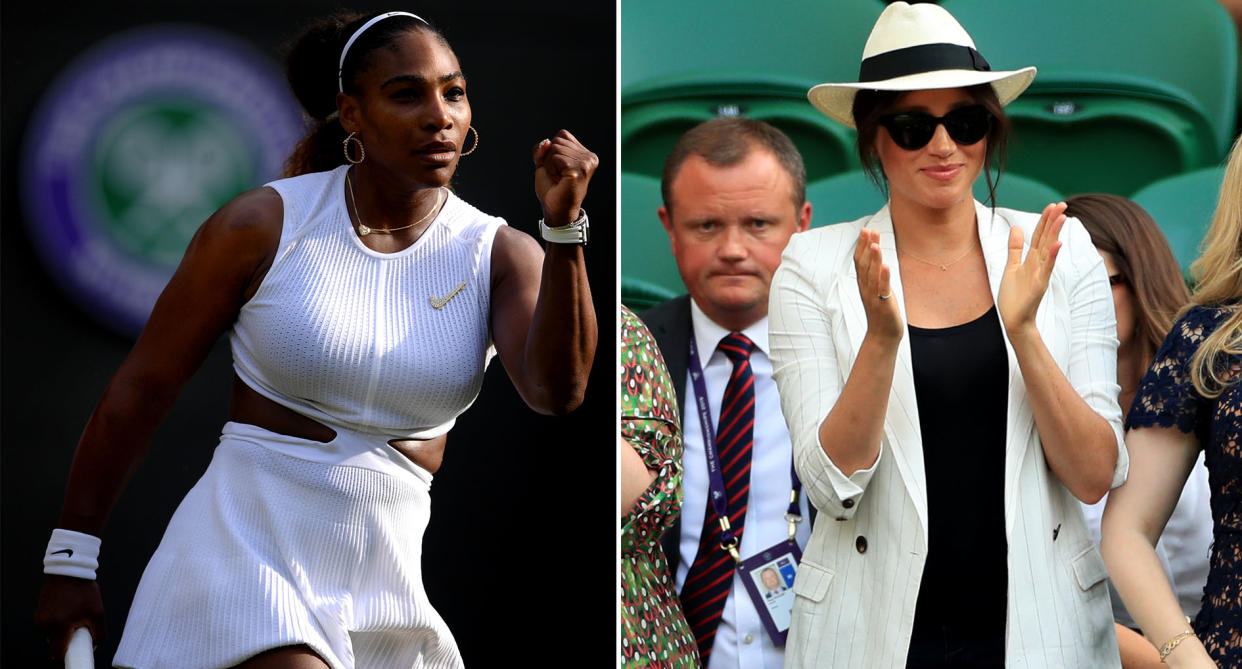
<box><xmin>660</xmin><ymin>117</ymin><xmax>807</xmax><ymax>215</ymax></box>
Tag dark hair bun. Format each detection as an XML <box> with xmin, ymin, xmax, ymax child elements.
<box><xmin>285</xmin><ymin>13</ymin><xmax>362</xmax><ymax>121</ymax></box>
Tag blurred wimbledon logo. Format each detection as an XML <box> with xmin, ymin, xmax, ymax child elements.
<box><xmin>93</xmin><ymin>103</ymin><xmax>253</xmax><ymax>265</ymax></box>
<box><xmin>22</xmin><ymin>25</ymin><xmax>306</xmax><ymax>336</ymax></box>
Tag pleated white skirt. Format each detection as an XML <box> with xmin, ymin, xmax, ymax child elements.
<box><xmin>113</xmin><ymin>422</ymin><xmax>463</xmax><ymax>669</ymax></box>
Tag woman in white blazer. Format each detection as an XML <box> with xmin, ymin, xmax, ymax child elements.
<box><xmin>768</xmin><ymin>4</ymin><xmax>1127</xmax><ymax>667</ymax></box>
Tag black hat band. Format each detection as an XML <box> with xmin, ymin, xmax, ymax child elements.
<box><xmin>858</xmin><ymin>43</ymin><xmax>991</xmax><ymax>83</ymax></box>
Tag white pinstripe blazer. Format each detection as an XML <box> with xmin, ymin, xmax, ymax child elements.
<box><xmin>768</xmin><ymin>201</ymin><xmax>1127</xmax><ymax>668</ymax></box>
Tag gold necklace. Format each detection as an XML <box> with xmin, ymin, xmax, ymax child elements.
<box><xmin>899</xmin><ymin>243</ymin><xmax>976</xmax><ymax>271</ymax></box>
<box><xmin>347</xmin><ymin>171</ymin><xmax>443</xmax><ymax>237</ymax></box>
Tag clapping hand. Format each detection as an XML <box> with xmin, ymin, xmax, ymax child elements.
<box><xmin>854</xmin><ymin>228</ymin><xmax>903</xmax><ymax>344</ymax></box>
<box><xmin>998</xmin><ymin>202</ymin><xmax>1067</xmax><ymax>336</ymax></box>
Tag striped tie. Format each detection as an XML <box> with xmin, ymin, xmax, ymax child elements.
<box><xmin>680</xmin><ymin>332</ymin><xmax>756</xmax><ymax>662</ymax></box>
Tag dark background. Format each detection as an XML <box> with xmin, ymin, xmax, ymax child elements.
<box><xmin>2</xmin><ymin>2</ymin><xmax>615</xmax><ymax>666</ymax></box>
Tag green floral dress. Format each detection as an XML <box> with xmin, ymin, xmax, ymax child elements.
<box><xmin>620</xmin><ymin>307</ymin><xmax>700</xmax><ymax>668</ymax></box>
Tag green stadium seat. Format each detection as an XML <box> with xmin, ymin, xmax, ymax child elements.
<box><xmin>621</xmin><ymin>0</ymin><xmax>884</xmax><ymax>182</ymax></box>
<box><xmin>942</xmin><ymin>0</ymin><xmax>1237</xmax><ymax>194</ymax></box>
<box><xmin>621</xmin><ymin>0</ymin><xmax>881</xmax><ymax>97</ymax></box>
<box><xmin>945</xmin><ymin>0</ymin><xmax>1236</xmax><ymax>152</ymax></box>
<box><xmin>620</xmin><ymin>172</ymin><xmax>683</xmax><ymax>295</ymax></box>
<box><xmin>982</xmin><ymin>171</ymin><xmax>1064</xmax><ymax>213</ymax></box>
<box><xmin>622</xmin><ymin>275</ymin><xmax>680</xmax><ymax>312</ymax></box>
<box><xmin>805</xmin><ymin>170</ymin><xmax>1062</xmax><ymax>229</ymax></box>
<box><xmin>622</xmin><ymin>94</ymin><xmax>858</xmax><ymax>183</ymax></box>
<box><xmin>805</xmin><ymin>171</ymin><xmax>886</xmax><ymax>227</ymax></box>
<box><xmin>1002</xmin><ymin>88</ymin><xmax>1216</xmax><ymax>196</ymax></box>
<box><xmin>1131</xmin><ymin>165</ymin><xmax>1227</xmax><ymax>279</ymax></box>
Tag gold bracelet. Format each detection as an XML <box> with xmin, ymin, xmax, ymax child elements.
<box><xmin>1157</xmin><ymin>629</ymin><xmax>1196</xmax><ymax>663</ymax></box>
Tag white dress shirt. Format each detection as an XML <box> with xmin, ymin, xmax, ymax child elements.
<box><xmin>675</xmin><ymin>301</ymin><xmax>812</xmax><ymax>669</ymax></box>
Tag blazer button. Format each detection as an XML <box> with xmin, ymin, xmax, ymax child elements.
<box><xmin>856</xmin><ymin>535</ymin><xmax>867</xmax><ymax>554</ymax></box>
<box><xmin>842</xmin><ymin>498</ymin><xmax>855</xmax><ymax>509</ymax></box>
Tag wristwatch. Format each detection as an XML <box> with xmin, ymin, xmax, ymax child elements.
<box><xmin>538</xmin><ymin>209</ymin><xmax>589</xmax><ymax>246</ymax></box>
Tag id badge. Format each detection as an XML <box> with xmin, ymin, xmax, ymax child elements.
<box><xmin>737</xmin><ymin>540</ymin><xmax>802</xmax><ymax>646</ymax></box>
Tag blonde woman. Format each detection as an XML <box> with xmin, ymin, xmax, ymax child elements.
<box><xmin>1102</xmin><ymin>136</ymin><xmax>1242</xmax><ymax>669</ymax></box>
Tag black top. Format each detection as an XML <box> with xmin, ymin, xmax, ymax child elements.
<box><xmin>907</xmin><ymin>305</ymin><xmax>1009</xmax><ymax>653</ymax></box>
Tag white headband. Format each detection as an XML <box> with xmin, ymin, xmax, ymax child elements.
<box><xmin>338</xmin><ymin>11</ymin><xmax>428</xmax><ymax>93</ymax></box>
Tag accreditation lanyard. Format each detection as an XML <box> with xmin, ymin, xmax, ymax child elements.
<box><xmin>688</xmin><ymin>336</ymin><xmax>804</xmax><ymax>563</ymax></box>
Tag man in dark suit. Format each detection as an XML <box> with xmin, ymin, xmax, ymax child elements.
<box><xmin>640</xmin><ymin>117</ymin><xmax>812</xmax><ymax>669</ymax></box>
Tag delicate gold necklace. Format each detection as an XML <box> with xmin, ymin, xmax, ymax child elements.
<box><xmin>347</xmin><ymin>171</ymin><xmax>443</xmax><ymax>237</ymax></box>
<box><xmin>899</xmin><ymin>243</ymin><xmax>976</xmax><ymax>271</ymax></box>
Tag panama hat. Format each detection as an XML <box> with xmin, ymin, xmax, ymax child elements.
<box><xmin>807</xmin><ymin>2</ymin><xmax>1036</xmax><ymax>128</ymax></box>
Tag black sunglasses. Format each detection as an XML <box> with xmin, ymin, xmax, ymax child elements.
<box><xmin>877</xmin><ymin>105</ymin><xmax>994</xmax><ymax>151</ymax></box>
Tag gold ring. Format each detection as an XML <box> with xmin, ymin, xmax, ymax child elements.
<box><xmin>878</xmin><ymin>293</ymin><xmax>892</xmax><ymax>301</ymax></box>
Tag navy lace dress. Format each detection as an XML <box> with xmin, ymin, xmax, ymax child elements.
<box><xmin>1127</xmin><ymin>304</ymin><xmax>1242</xmax><ymax>664</ymax></box>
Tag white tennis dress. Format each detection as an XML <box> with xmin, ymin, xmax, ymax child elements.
<box><xmin>113</xmin><ymin>165</ymin><xmax>504</xmax><ymax>669</ymax></box>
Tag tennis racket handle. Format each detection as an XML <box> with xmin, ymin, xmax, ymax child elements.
<box><xmin>65</xmin><ymin>627</ymin><xmax>94</xmax><ymax>669</ymax></box>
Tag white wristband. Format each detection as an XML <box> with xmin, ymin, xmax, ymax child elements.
<box><xmin>44</xmin><ymin>529</ymin><xmax>101</xmax><ymax>580</ymax></box>
<box><xmin>538</xmin><ymin>209</ymin><xmax>589</xmax><ymax>245</ymax></box>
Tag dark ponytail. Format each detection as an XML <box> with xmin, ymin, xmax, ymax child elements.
<box><xmin>281</xmin><ymin>11</ymin><xmax>446</xmax><ymax>177</ymax></box>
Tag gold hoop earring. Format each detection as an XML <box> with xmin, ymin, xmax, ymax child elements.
<box><xmin>343</xmin><ymin>132</ymin><xmax>365</xmax><ymax>164</ymax></box>
<box><xmin>460</xmin><ymin>126</ymin><xmax>479</xmax><ymax>156</ymax></box>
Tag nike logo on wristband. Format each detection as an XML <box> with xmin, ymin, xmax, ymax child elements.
<box><xmin>51</xmin><ymin>549</ymin><xmax>73</xmax><ymax>557</ymax></box>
